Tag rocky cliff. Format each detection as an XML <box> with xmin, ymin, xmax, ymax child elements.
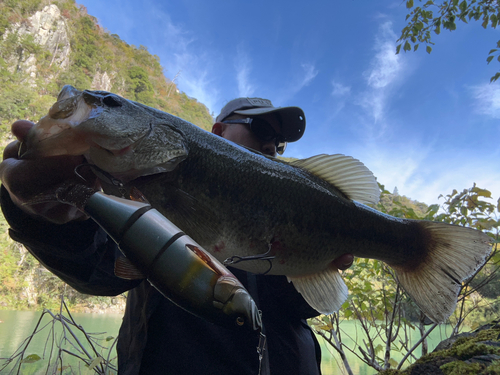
<box><xmin>5</xmin><ymin>4</ymin><xmax>71</xmax><ymax>82</ymax></box>
<box><xmin>0</xmin><ymin>0</ymin><xmax>213</xmax><ymax>130</ymax></box>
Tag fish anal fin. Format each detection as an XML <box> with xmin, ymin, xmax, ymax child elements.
<box><xmin>115</xmin><ymin>255</ymin><xmax>146</xmax><ymax>280</ymax></box>
<box><xmin>288</xmin><ymin>265</ymin><xmax>348</xmax><ymax>314</ymax></box>
<box><xmin>290</xmin><ymin>154</ymin><xmax>380</xmax><ymax>205</ymax></box>
<box><xmin>392</xmin><ymin>221</ymin><xmax>492</xmax><ymax>323</ymax></box>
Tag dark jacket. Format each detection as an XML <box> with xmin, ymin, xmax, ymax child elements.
<box><xmin>1</xmin><ymin>187</ymin><xmax>322</xmax><ymax>375</ymax></box>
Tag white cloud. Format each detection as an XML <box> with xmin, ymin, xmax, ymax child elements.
<box><xmin>470</xmin><ymin>84</ymin><xmax>500</xmax><ymax>118</ymax></box>
<box><xmin>331</xmin><ymin>80</ymin><xmax>351</xmax><ymax>97</ymax></box>
<box><xmin>353</xmin><ymin>142</ymin><xmax>500</xmax><ymax>206</ymax></box>
<box><xmin>134</xmin><ymin>3</ymin><xmax>220</xmax><ymax>113</ymax></box>
<box><xmin>172</xmin><ymin>51</ymin><xmax>219</xmax><ymax>112</ymax></box>
<box><xmin>359</xmin><ymin>21</ymin><xmax>404</xmax><ymax>124</ymax></box>
<box><xmin>407</xmin><ymin>160</ymin><xmax>500</xmax><ymax>206</ymax></box>
<box><xmin>276</xmin><ymin>63</ymin><xmax>318</xmax><ymax>104</ymax></box>
<box><xmin>365</xmin><ymin>21</ymin><xmax>402</xmax><ymax>89</ymax></box>
<box><xmin>300</xmin><ymin>63</ymin><xmax>318</xmax><ymax>88</ymax></box>
<box><xmin>327</xmin><ymin>80</ymin><xmax>352</xmax><ymax>117</ymax></box>
<box><xmin>353</xmin><ymin>21</ymin><xmax>406</xmax><ymax>140</ymax></box>
<box><xmin>235</xmin><ymin>46</ymin><xmax>256</xmax><ymax>97</ymax></box>
<box><xmin>352</xmin><ymin>143</ymin><xmax>428</xmax><ymax>199</ymax></box>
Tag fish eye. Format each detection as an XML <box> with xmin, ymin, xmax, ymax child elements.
<box><xmin>103</xmin><ymin>96</ymin><xmax>122</xmax><ymax>107</ymax></box>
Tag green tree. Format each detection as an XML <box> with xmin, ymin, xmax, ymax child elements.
<box><xmin>397</xmin><ymin>0</ymin><xmax>500</xmax><ymax>82</ymax></box>
<box><xmin>126</xmin><ymin>66</ymin><xmax>155</xmax><ymax>106</ymax></box>
<box><xmin>312</xmin><ymin>184</ymin><xmax>499</xmax><ymax>373</ymax></box>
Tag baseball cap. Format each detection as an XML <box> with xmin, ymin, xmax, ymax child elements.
<box><xmin>215</xmin><ymin>97</ymin><xmax>306</xmax><ymax>142</ymax></box>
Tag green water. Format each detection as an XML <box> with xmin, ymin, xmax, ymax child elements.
<box><xmin>0</xmin><ymin>310</ymin><xmax>454</xmax><ymax>374</ymax></box>
<box><xmin>318</xmin><ymin>322</ymin><xmax>455</xmax><ymax>375</ymax></box>
<box><xmin>0</xmin><ymin>310</ymin><xmax>123</xmax><ymax>374</ymax></box>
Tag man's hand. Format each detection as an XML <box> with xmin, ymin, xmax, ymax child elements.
<box><xmin>0</xmin><ymin>120</ymin><xmax>97</xmax><ymax>224</ymax></box>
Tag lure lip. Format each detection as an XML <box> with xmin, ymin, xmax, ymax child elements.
<box><xmin>213</xmin><ymin>276</ymin><xmax>263</xmax><ymax>331</ymax></box>
<box><xmin>228</xmin><ymin>289</ymin><xmax>263</xmax><ymax>331</ymax></box>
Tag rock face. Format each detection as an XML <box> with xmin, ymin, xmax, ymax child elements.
<box><xmin>6</xmin><ymin>4</ymin><xmax>71</xmax><ymax>80</ymax></box>
<box><xmin>378</xmin><ymin>321</ymin><xmax>500</xmax><ymax>375</ymax></box>
<box><xmin>5</xmin><ymin>4</ymin><xmax>114</xmax><ymax>91</ymax></box>
<box><xmin>91</xmin><ymin>71</ymin><xmax>114</xmax><ymax>91</ymax></box>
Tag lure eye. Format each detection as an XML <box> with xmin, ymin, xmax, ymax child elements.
<box><xmin>103</xmin><ymin>96</ymin><xmax>122</xmax><ymax>107</ymax></box>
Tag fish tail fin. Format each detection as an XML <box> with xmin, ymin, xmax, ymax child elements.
<box><xmin>288</xmin><ymin>265</ymin><xmax>348</xmax><ymax>314</ymax></box>
<box><xmin>393</xmin><ymin>221</ymin><xmax>491</xmax><ymax>323</ymax></box>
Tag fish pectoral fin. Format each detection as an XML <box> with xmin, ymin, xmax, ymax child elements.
<box><xmin>392</xmin><ymin>221</ymin><xmax>492</xmax><ymax>324</ymax></box>
<box><xmin>114</xmin><ymin>255</ymin><xmax>146</xmax><ymax>280</ymax></box>
<box><xmin>288</xmin><ymin>265</ymin><xmax>348</xmax><ymax>315</ymax></box>
<box><xmin>290</xmin><ymin>154</ymin><xmax>380</xmax><ymax>205</ymax></box>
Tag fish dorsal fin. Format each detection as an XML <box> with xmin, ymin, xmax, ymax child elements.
<box><xmin>290</xmin><ymin>154</ymin><xmax>380</xmax><ymax>205</ymax></box>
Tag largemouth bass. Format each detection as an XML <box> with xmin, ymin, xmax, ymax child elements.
<box><xmin>24</xmin><ymin>85</ymin><xmax>492</xmax><ymax>323</ymax></box>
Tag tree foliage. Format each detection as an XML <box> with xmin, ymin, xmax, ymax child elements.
<box><xmin>312</xmin><ymin>184</ymin><xmax>499</xmax><ymax>372</ymax></box>
<box><xmin>126</xmin><ymin>66</ymin><xmax>155</xmax><ymax>105</ymax></box>
<box><xmin>0</xmin><ymin>0</ymin><xmax>214</xmax><ymax>135</ymax></box>
<box><xmin>397</xmin><ymin>0</ymin><xmax>500</xmax><ymax>82</ymax></box>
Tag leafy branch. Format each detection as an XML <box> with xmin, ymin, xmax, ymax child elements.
<box><xmin>397</xmin><ymin>0</ymin><xmax>500</xmax><ymax>82</ymax></box>
<box><xmin>312</xmin><ymin>183</ymin><xmax>499</xmax><ymax>372</ymax></box>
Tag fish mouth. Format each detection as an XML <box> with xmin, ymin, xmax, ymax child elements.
<box><xmin>23</xmin><ymin>87</ymin><xmax>147</xmax><ymax>159</ymax></box>
<box><xmin>24</xmin><ymin>85</ymin><xmax>189</xmax><ymax>181</ymax></box>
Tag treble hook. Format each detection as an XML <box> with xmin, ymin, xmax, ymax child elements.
<box><xmin>74</xmin><ymin>163</ymin><xmax>92</xmax><ymax>183</ymax></box>
<box><xmin>224</xmin><ymin>245</ymin><xmax>275</xmax><ymax>275</ymax></box>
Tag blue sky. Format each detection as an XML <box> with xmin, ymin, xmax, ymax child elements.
<box><xmin>79</xmin><ymin>0</ymin><xmax>499</xmax><ymax>206</ymax></box>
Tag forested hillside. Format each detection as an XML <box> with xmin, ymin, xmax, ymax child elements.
<box><xmin>0</xmin><ymin>0</ymin><xmax>214</xmax><ymax>136</ymax></box>
<box><xmin>0</xmin><ymin>0</ymin><xmax>214</xmax><ymax>312</ymax></box>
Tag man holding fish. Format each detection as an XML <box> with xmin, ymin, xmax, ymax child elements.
<box><xmin>0</xmin><ymin>96</ymin><xmax>354</xmax><ymax>374</ymax></box>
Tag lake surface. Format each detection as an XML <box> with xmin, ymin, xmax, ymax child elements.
<box><xmin>0</xmin><ymin>310</ymin><xmax>455</xmax><ymax>374</ymax></box>
<box><xmin>318</xmin><ymin>321</ymin><xmax>455</xmax><ymax>375</ymax></box>
<box><xmin>0</xmin><ymin>310</ymin><xmax>123</xmax><ymax>374</ymax></box>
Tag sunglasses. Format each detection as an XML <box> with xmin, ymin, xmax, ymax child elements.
<box><xmin>222</xmin><ymin>117</ymin><xmax>287</xmax><ymax>155</ymax></box>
